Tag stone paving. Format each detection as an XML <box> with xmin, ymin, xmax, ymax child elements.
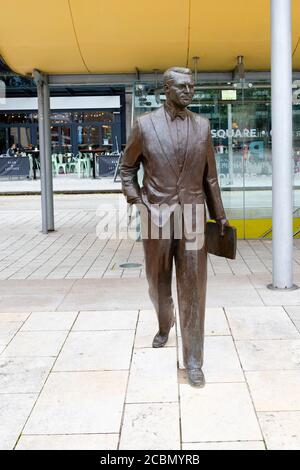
<box><xmin>0</xmin><ymin>194</ymin><xmax>300</xmax><ymax>450</ymax></box>
<box><xmin>0</xmin><ymin>175</ymin><xmax>122</xmax><ymax>194</ymax></box>
<box><xmin>2</xmin><ymin>194</ymin><xmax>300</xmax><ymax>282</ymax></box>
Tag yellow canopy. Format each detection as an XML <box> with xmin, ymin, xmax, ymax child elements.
<box><xmin>0</xmin><ymin>0</ymin><xmax>299</xmax><ymax>75</ymax></box>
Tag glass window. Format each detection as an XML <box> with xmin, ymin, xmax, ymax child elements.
<box><xmin>51</xmin><ymin>126</ymin><xmax>60</xmax><ymax>153</ymax></box>
<box><xmin>51</xmin><ymin>112</ymin><xmax>71</xmax><ymax>124</ymax></box>
<box><xmin>101</xmin><ymin>125</ymin><xmax>112</xmax><ymax>145</ymax></box>
<box><xmin>61</xmin><ymin>126</ymin><xmax>71</xmax><ymax>152</ymax></box>
<box><xmin>89</xmin><ymin>126</ymin><xmax>100</xmax><ymax>147</ymax></box>
<box><xmin>19</xmin><ymin>127</ymin><xmax>31</xmax><ymax>149</ymax></box>
<box><xmin>83</xmin><ymin>111</ymin><xmax>113</xmax><ymax>122</ymax></box>
<box><xmin>0</xmin><ymin>128</ymin><xmax>6</xmax><ymax>154</ymax></box>
<box><xmin>132</xmin><ymin>79</ymin><xmax>284</xmax><ymax>239</ymax></box>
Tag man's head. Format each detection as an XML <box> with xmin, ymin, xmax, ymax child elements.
<box><xmin>163</xmin><ymin>67</ymin><xmax>194</xmax><ymax>109</ymax></box>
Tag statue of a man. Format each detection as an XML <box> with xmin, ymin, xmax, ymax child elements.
<box><xmin>121</xmin><ymin>67</ymin><xmax>228</xmax><ymax>387</ymax></box>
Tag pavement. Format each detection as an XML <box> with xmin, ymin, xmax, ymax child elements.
<box><xmin>0</xmin><ymin>174</ymin><xmax>122</xmax><ymax>194</ymax></box>
<box><xmin>1</xmin><ymin>194</ymin><xmax>300</xmax><ymax>450</ymax></box>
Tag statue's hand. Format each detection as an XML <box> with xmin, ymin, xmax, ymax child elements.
<box><xmin>216</xmin><ymin>218</ymin><xmax>229</xmax><ymax>236</ymax></box>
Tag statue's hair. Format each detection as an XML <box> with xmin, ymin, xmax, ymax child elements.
<box><xmin>163</xmin><ymin>67</ymin><xmax>192</xmax><ymax>85</ymax></box>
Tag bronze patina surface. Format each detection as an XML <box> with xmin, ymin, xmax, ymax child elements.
<box><xmin>121</xmin><ymin>67</ymin><xmax>228</xmax><ymax>387</ymax></box>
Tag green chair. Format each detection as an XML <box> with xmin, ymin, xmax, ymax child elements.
<box><xmin>77</xmin><ymin>152</ymin><xmax>91</xmax><ymax>178</ymax></box>
<box><xmin>56</xmin><ymin>153</ymin><xmax>68</xmax><ymax>174</ymax></box>
<box><xmin>28</xmin><ymin>154</ymin><xmax>33</xmax><ymax>178</ymax></box>
<box><xmin>52</xmin><ymin>154</ymin><xmax>59</xmax><ymax>176</ymax></box>
<box><xmin>68</xmin><ymin>153</ymin><xmax>77</xmax><ymax>173</ymax></box>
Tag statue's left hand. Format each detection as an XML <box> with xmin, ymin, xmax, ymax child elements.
<box><xmin>216</xmin><ymin>218</ymin><xmax>229</xmax><ymax>236</ymax></box>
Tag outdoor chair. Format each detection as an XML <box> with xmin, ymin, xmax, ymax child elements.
<box><xmin>51</xmin><ymin>154</ymin><xmax>59</xmax><ymax>176</ymax></box>
<box><xmin>68</xmin><ymin>154</ymin><xmax>78</xmax><ymax>173</ymax></box>
<box><xmin>56</xmin><ymin>153</ymin><xmax>68</xmax><ymax>174</ymax></box>
<box><xmin>77</xmin><ymin>153</ymin><xmax>92</xmax><ymax>178</ymax></box>
<box><xmin>76</xmin><ymin>153</ymin><xmax>89</xmax><ymax>178</ymax></box>
<box><xmin>28</xmin><ymin>154</ymin><xmax>33</xmax><ymax>178</ymax></box>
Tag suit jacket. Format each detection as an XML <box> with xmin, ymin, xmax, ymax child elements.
<box><xmin>120</xmin><ymin>105</ymin><xmax>226</xmax><ymax>228</ymax></box>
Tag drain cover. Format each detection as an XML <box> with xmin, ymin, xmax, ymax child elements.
<box><xmin>119</xmin><ymin>262</ymin><xmax>142</xmax><ymax>269</ymax></box>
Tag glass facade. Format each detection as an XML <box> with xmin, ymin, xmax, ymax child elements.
<box><xmin>133</xmin><ymin>79</ymin><xmax>300</xmax><ymax>239</ymax></box>
<box><xmin>0</xmin><ymin>110</ymin><xmax>121</xmax><ymax>154</ymax></box>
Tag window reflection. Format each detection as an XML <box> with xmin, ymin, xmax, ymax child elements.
<box><xmin>132</xmin><ymin>80</ymin><xmax>300</xmax><ymax>239</ymax></box>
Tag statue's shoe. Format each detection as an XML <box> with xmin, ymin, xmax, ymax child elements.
<box><xmin>152</xmin><ymin>318</ymin><xmax>175</xmax><ymax>348</ymax></box>
<box><xmin>187</xmin><ymin>368</ymin><xmax>205</xmax><ymax>388</ymax></box>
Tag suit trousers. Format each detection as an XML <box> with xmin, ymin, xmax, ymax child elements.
<box><xmin>141</xmin><ymin>211</ymin><xmax>207</xmax><ymax>370</ymax></box>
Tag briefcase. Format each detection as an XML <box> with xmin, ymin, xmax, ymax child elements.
<box><xmin>205</xmin><ymin>221</ymin><xmax>237</xmax><ymax>259</ymax></box>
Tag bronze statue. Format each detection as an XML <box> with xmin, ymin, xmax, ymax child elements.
<box><xmin>120</xmin><ymin>67</ymin><xmax>228</xmax><ymax>387</ymax></box>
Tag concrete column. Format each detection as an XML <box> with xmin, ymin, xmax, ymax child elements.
<box><xmin>270</xmin><ymin>0</ymin><xmax>294</xmax><ymax>289</ymax></box>
<box><xmin>33</xmin><ymin>70</ymin><xmax>54</xmax><ymax>234</ymax></box>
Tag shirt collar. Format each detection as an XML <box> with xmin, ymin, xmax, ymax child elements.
<box><xmin>164</xmin><ymin>102</ymin><xmax>188</xmax><ymax>121</ymax></box>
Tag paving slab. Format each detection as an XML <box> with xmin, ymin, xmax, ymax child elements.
<box><xmin>134</xmin><ymin>320</ymin><xmax>176</xmax><ymax>348</ymax></box>
<box><xmin>16</xmin><ymin>434</ymin><xmax>119</xmax><ymax>450</ymax></box>
<box><xmin>73</xmin><ymin>310</ymin><xmax>138</xmax><ymax>331</ymax></box>
<box><xmin>0</xmin><ymin>321</ymin><xmax>24</xmax><ymax>346</ymax></box>
<box><xmin>182</xmin><ymin>441</ymin><xmax>265</xmax><ymax>450</ymax></box>
<box><xmin>0</xmin><ymin>393</ymin><xmax>37</xmax><ymax>450</ymax></box>
<box><xmin>246</xmin><ymin>370</ymin><xmax>300</xmax><ymax>411</ymax></box>
<box><xmin>53</xmin><ymin>330</ymin><xmax>134</xmax><ymax>371</ymax></box>
<box><xmin>284</xmin><ymin>305</ymin><xmax>300</xmax><ymax>322</ymax></box>
<box><xmin>236</xmin><ymin>339</ymin><xmax>300</xmax><ymax>371</ymax></box>
<box><xmin>257</xmin><ymin>286</ymin><xmax>300</xmax><ymax>306</ymax></box>
<box><xmin>0</xmin><ymin>356</ymin><xmax>55</xmax><ymax>393</ymax></box>
<box><xmin>178</xmin><ymin>336</ymin><xmax>244</xmax><ymax>383</ymax></box>
<box><xmin>0</xmin><ymin>312</ymin><xmax>30</xmax><ymax>322</ymax></box>
<box><xmin>0</xmin><ymin>294</ymin><xmax>67</xmax><ymax>313</ymax></box>
<box><xmin>258</xmin><ymin>411</ymin><xmax>300</xmax><ymax>450</ymax></box>
<box><xmin>0</xmin><ymin>279</ymin><xmax>75</xmax><ymax>295</ymax></box>
<box><xmin>204</xmin><ymin>307</ymin><xmax>231</xmax><ymax>336</ymax></box>
<box><xmin>59</xmin><ymin>279</ymin><xmax>152</xmax><ymax>311</ymax></box>
<box><xmin>2</xmin><ymin>331</ymin><xmax>68</xmax><ymax>357</ymax></box>
<box><xmin>225</xmin><ymin>306</ymin><xmax>299</xmax><ymax>340</ymax></box>
<box><xmin>21</xmin><ymin>311</ymin><xmax>78</xmax><ymax>331</ymax></box>
<box><xmin>126</xmin><ymin>347</ymin><xmax>178</xmax><ymax>403</ymax></box>
<box><xmin>119</xmin><ymin>403</ymin><xmax>180</xmax><ymax>450</ymax></box>
<box><xmin>24</xmin><ymin>371</ymin><xmax>128</xmax><ymax>435</ymax></box>
<box><xmin>206</xmin><ymin>284</ymin><xmax>264</xmax><ymax>307</ymax></box>
<box><xmin>180</xmin><ymin>383</ymin><xmax>262</xmax><ymax>442</ymax></box>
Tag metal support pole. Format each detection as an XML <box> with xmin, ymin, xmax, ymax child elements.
<box><xmin>33</xmin><ymin>70</ymin><xmax>54</xmax><ymax>234</ymax></box>
<box><xmin>35</xmin><ymin>75</ymin><xmax>48</xmax><ymax>234</ymax></box>
<box><xmin>43</xmin><ymin>76</ymin><xmax>54</xmax><ymax>231</ymax></box>
<box><xmin>192</xmin><ymin>56</ymin><xmax>200</xmax><ymax>86</ymax></box>
<box><xmin>125</xmin><ymin>86</ymin><xmax>133</xmax><ymax>140</ymax></box>
<box><xmin>270</xmin><ymin>0</ymin><xmax>295</xmax><ymax>289</ymax></box>
<box><xmin>227</xmin><ymin>104</ymin><xmax>234</xmax><ymax>185</ymax></box>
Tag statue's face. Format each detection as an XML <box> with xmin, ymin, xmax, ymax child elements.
<box><xmin>164</xmin><ymin>73</ymin><xmax>194</xmax><ymax>108</ymax></box>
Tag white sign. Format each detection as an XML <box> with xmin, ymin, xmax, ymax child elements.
<box><xmin>211</xmin><ymin>128</ymin><xmax>258</xmax><ymax>139</ymax></box>
<box><xmin>0</xmin><ymin>96</ymin><xmax>121</xmax><ymax>110</ymax></box>
<box><xmin>221</xmin><ymin>90</ymin><xmax>237</xmax><ymax>100</ymax></box>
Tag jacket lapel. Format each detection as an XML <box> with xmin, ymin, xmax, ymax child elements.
<box><xmin>150</xmin><ymin>106</ymin><xmax>180</xmax><ymax>178</ymax></box>
<box><xmin>177</xmin><ymin>110</ymin><xmax>198</xmax><ymax>184</ymax></box>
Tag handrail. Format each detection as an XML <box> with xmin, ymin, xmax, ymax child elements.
<box><xmin>260</xmin><ymin>207</ymin><xmax>300</xmax><ymax>239</ymax></box>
